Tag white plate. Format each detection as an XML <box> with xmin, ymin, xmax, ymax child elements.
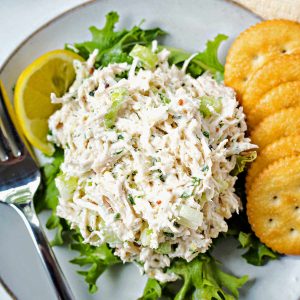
<box><xmin>0</xmin><ymin>1</ymin><xmax>300</xmax><ymax>299</ymax></box>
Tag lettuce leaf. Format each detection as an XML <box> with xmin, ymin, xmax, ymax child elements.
<box><xmin>169</xmin><ymin>255</ymin><xmax>248</xmax><ymax>300</ymax></box>
<box><xmin>166</xmin><ymin>34</ymin><xmax>228</xmax><ymax>79</ymax></box>
<box><xmin>231</xmin><ymin>151</ymin><xmax>257</xmax><ymax>176</ymax></box>
<box><xmin>70</xmin><ymin>231</ymin><xmax>120</xmax><ymax>293</ymax></box>
<box><xmin>138</xmin><ymin>278</ymin><xmax>163</xmax><ymax>300</ymax></box>
<box><xmin>139</xmin><ymin>254</ymin><xmax>248</xmax><ymax>300</ymax></box>
<box><xmin>67</xmin><ymin>11</ymin><xmax>226</xmax><ymax>79</ymax></box>
<box><xmin>34</xmin><ymin>148</ymin><xmax>64</xmax><ymax>213</ymax></box>
<box><xmin>66</xmin><ymin>11</ymin><xmax>165</xmax><ymax>68</ymax></box>
<box><xmin>238</xmin><ymin>232</ymin><xmax>278</xmax><ymax>266</ymax></box>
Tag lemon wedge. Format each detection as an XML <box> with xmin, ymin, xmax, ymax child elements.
<box><xmin>14</xmin><ymin>49</ymin><xmax>83</xmax><ymax>156</ymax></box>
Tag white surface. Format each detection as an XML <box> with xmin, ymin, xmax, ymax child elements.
<box><xmin>0</xmin><ymin>1</ymin><xmax>300</xmax><ymax>300</ymax></box>
<box><xmin>0</xmin><ymin>0</ymin><xmax>87</xmax><ymax>66</ymax></box>
<box><xmin>0</xmin><ymin>282</ymin><xmax>12</xmax><ymax>300</ymax></box>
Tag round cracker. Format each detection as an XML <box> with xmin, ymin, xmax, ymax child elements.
<box><xmin>224</xmin><ymin>20</ymin><xmax>300</xmax><ymax>100</ymax></box>
<box><xmin>247</xmin><ymin>81</ymin><xmax>300</xmax><ymax>128</ymax></box>
<box><xmin>251</xmin><ymin>106</ymin><xmax>300</xmax><ymax>149</ymax></box>
<box><xmin>247</xmin><ymin>156</ymin><xmax>300</xmax><ymax>254</ymax></box>
<box><xmin>246</xmin><ymin>135</ymin><xmax>300</xmax><ymax>192</ymax></box>
<box><xmin>242</xmin><ymin>54</ymin><xmax>300</xmax><ymax>114</ymax></box>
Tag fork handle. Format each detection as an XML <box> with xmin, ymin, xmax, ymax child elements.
<box><xmin>12</xmin><ymin>202</ymin><xmax>75</xmax><ymax>300</ymax></box>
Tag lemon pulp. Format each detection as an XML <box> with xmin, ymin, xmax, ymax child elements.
<box><xmin>14</xmin><ymin>50</ymin><xmax>83</xmax><ymax>155</ymax></box>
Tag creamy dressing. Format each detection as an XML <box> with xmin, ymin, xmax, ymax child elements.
<box><xmin>48</xmin><ymin>46</ymin><xmax>255</xmax><ymax>281</ymax></box>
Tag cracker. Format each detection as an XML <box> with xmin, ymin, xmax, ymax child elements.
<box><xmin>247</xmin><ymin>156</ymin><xmax>300</xmax><ymax>254</ymax></box>
<box><xmin>224</xmin><ymin>20</ymin><xmax>300</xmax><ymax>101</ymax></box>
<box><xmin>247</xmin><ymin>81</ymin><xmax>300</xmax><ymax>128</ymax></box>
<box><xmin>250</xmin><ymin>106</ymin><xmax>300</xmax><ymax>149</ymax></box>
<box><xmin>242</xmin><ymin>54</ymin><xmax>300</xmax><ymax>113</ymax></box>
<box><xmin>246</xmin><ymin>135</ymin><xmax>300</xmax><ymax>192</ymax></box>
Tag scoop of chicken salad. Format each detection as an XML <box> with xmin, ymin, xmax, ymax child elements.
<box><xmin>48</xmin><ymin>42</ymin><xmax>255</xmax><ymax>282</ymax></box>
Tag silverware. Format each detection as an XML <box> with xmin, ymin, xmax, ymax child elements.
<box><xmin>0</xmin><ymin>82</ymin><xmax>74</xmax><ymax>300</ymax></box>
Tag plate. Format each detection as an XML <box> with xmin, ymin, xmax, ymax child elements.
<box><xmin>0</xmin><ymin>0</ymin><xmax>300</xmax><ymax>299</ymax></box>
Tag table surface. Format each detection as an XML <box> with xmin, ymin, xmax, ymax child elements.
<box><xmin>0</xmin><ymin>0</ymin><xmax>88</xmax><ymax>67</ymax></box>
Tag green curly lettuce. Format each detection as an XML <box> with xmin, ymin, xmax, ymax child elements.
<box><xmin>166</xmin><ymin>34</ymin><xmax>228</xmax><ymax>80</ymax></box>
<box><xmin>66</xmin><ymin>11</ymin><xmax>166</xmax><ymax>68</ymax></box>
<box><xmin>139</xmin><ymin>254</ymin><xmax>248</xmax><ymax>300</ymax></box>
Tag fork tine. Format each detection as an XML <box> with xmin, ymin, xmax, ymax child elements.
<box><xmin>0</xmin><ymin>82</ymin><xmax>23</xmax><ymax>158</ymax></box>
<box><xmin>0</xmin><ymin>126</ymin><xmax>9</xmax><ymax>162</ymax></box>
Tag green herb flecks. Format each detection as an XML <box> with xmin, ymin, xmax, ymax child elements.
<box><xmin>192</xmin><ymin>177</ymin><xmax>201</xmax><ymax>186</ymax></box>
<box><xmin>180</xmin><ymin>191</ymin><xmax>192</xmax><ymax>199</ymax></box>
<box><xmin>164</xmin><ymin>232</ymin><xmax>175</xmax><ymax>238</ymax></box>
<box><xmin>128</xmin><ymin>194</ymin><xmax>136</xmax><ymax>205</ymax></box>
<box><xmin>202</xmin><ymin>165</ymin><xmax>209</xmax><ymax>172</ymax></box>
<box><xmin>202</xmin><ymin>131</ymin><xmax>210</xmax><ymax>138</ymax></box>
<box><xmin>159</xmin><ymin>92</ymin><xmax>171</xmax><ymax>105</ymax></box>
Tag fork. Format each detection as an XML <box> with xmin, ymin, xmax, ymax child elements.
<box><xmin>0</xmin><ymin>82</ymin><xmax>74</xmax><ymax>300</ymax></box>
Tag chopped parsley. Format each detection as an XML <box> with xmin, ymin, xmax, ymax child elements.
<box><xmin>192</xmin><ymin>177</ymin><xmax>201</xmax><ymax>186</ymax></box>
<box><xmin>173</xmin><ymin>221</ymin><xmax>181</xmax><ymax>228</ymax></box>
<box><xmin>159</xmin><ymin>174</ymin><xmax>166</xmax><ymax>182</ymax></box>
<box><xmin>128</xmin><ymin>194</ymin><xmax>135</xmax><ymax>205</ymax></box>
<box><xmin>202</xmin><ymin>165</ymin><xmax>209</xmax><ymax>172</ymax></box>
<box><xmin>180</xmin><ymin>191</ymin><xmax>192</xmax><ymax>199</ymax></box>
<box><xmin>113</xmin><ymin>149</ymin><xmax>124</xmax><ymax>155</ymax></box>
<box><xmin>164</xmin><ymin>232</ymin><xmax>175</xmax><ymax>238</ymax></box>
<box><xmin>202</xmin><ymin>131</ymin><xmax>210</xmax><ymax>138</ymax></box>
<box><xmin>89</xmin><ymin>90</ymin><xmax>95</xmax><ymax>97</ymax></box>
<box><xmin>159</xmin><ymin>92</ymin><xmax>171</xmax><ymax>104</ymax></box>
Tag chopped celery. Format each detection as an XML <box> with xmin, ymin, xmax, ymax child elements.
<box><xmin>56</xmin><ymin>173</ymin><xmax>78</xmax><ymax>200</ymax></box>
<box><xmin>129</xmin><ymin>44</ymin><xmax>158</xmax><ymax>69</ymax></box>
<box><xmin>141</xmin><ymin>228</ymin><xmax>153</xmax><ymax>246</ymax></box>
<box><xmin>199</xmin><ymin>95</ymin><xmax>222</xmax><ymax>117</ymax></box>
<box><xmin>104</xmin><ymin>87</ymin><xmax>128</xmax><ymax>128</ymax></box>
<box><xmin>156</xmin><ymin>242</ymin><xmax>172</xmax><ymax>254</ymax></box>
<box><xmin>199</xmin><ymin>193</ymin><xmax>207</xmax><ymax>205</ymax></box>
<box><xmin>178</xmin><ymin>205</ymin><xmax>203</xmax><ymax>230</ymax></box>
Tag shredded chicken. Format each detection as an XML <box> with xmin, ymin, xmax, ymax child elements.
<box><xmin>48</xmin><ymin>46</ymin><xmax>255</xmax><ymax>281</ymax></box>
